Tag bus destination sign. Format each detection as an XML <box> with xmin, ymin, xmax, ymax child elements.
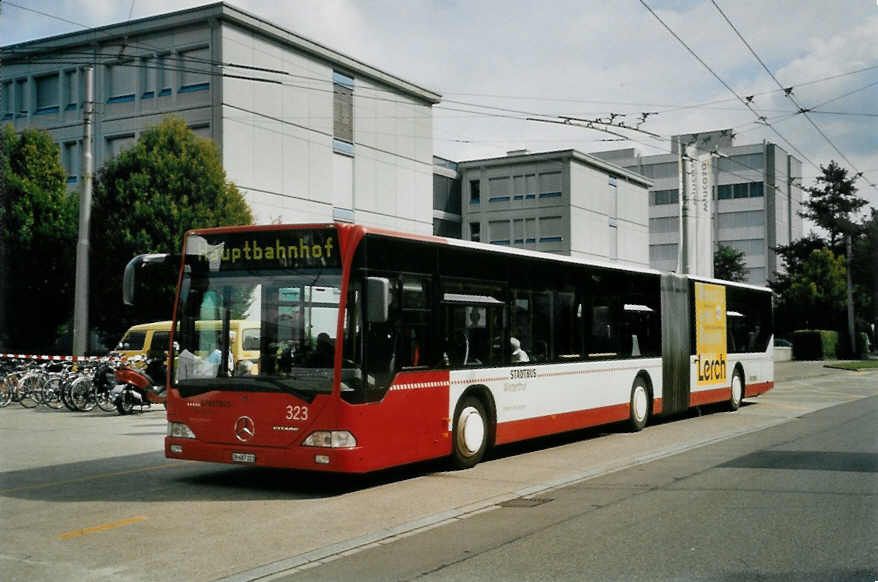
<box><xmin>188</xmin><ymin>229</ymin><xmax>340</xmax><ymax>271</ymax></box>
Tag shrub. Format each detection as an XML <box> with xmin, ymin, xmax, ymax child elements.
<box><xmin>792</xmin><ymin>330</ymin><xmax>839</xmax><ymax>360</ymax></box>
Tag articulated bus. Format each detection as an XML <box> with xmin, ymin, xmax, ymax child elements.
<box><xmin>127</xmin><ymin>222</ymin><xmax>773</xmax><ymax>473</ymax></box>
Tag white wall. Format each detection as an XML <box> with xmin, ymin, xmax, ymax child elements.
<box><xmin>220</xmin><ymin>21</ymin><xmax>434</xmax><ymax>232</ymax></box>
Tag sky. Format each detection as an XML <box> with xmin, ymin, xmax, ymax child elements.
<box><xmin>2</xmin><ymin>0</ymin><xmax>877</xmax><ymax>210</ymax></box>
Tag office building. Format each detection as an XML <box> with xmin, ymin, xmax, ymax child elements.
<box><xmin>1</xmin><ymin>2</ymin><xmax>440</xmax><ymax>233</ymax></box>
<box><xmin>457</xmin><ymin>149</ymin><xmax>652</xmax><ymax>268</ymax></box>
<box><xmin>593</xmin><ymin>129</ymin><xmax>803</xmax><ymax>285</ymax></box>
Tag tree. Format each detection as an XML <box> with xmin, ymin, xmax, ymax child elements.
<box><xmin>799</xmin><ymin>161</ymin><xmax>867</xmax><ymax>249</ymax></box>
<box><xmin>775</xmin><ymin>248</ymin><xmax>847</xmax><ymax>331</ymax></box>
<box><xmin>714</xmin><ymin>244</ymin><xmax>747</xmax><ymax>282</ymax></box>
<box><xmin>0</xmin><ymin>125</ymin><xmax>78</xmax><ymax>352</ymax></box>
<box><xmin>90</xmin><ymin>117</ymin><xmax>253</xmax><ymax>346</ymax></box>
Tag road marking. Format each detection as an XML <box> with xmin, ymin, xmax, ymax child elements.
<box><xmin>60</xmin><ymin>516</ymin><xmax>147</xmax><ymax>540</ymax></box>
<box><xmin>0</xmin><ymin>461</ymin><xmax>193</xmax><ymax>495</ymax></box>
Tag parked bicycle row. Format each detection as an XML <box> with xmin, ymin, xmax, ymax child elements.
<box><xmin>0</xmin><ymin>354</ymin><xmax>167</xmax><ymax>415</ymax></box>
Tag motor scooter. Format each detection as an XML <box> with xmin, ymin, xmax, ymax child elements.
<box><xmin>111</xmin><ymin>353</ymin><xmax>167</xmax><ymax>415</ymax></box>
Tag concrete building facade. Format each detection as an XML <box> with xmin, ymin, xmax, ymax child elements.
<box><xmin>457</xmin><ymin>150</ymin><xmax>652</xmax><ymax>268</ymax></box>
<box><xmin>594</xmin><ymin>129</ymin><xmax>803</xmax><ymax>285</ymax></box>
<box><xmin>1</xmin><ymin>2</ymin><xmax>440</xmax><ymax>234</ymax></box>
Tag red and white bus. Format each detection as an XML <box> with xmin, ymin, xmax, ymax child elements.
<box><xmin>127</xmin><ymin>222</ymin><xmax>773</xmax><ymax>473</ymax></box>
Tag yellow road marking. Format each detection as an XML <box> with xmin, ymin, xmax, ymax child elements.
<box><xmin>60</xmin><ymin>516</ymin><xmax>147</xmax><ymax>540</ymax></box>
<box><xmin>0</xmin><ymin>461</ymin><xmax>193</xmax><ymax>495</ymax></box>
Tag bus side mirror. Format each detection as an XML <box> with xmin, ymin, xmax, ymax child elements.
<box><xmin>123</xmin><ymin>253</ymin><xmax>173</xmax><ymax>306</ymax></box>
<box><xmin>366</xmin><ymin>277</ymin><xmax>391</xmax><ymax>323</ymax></box>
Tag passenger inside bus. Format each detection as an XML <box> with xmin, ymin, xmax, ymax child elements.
<box><xmin>510</xmin><ymin>337</ymin><xmax>529</xmax><ymax>362</ymax></box>
<box><xmin>307</xmin><ymin>332</ymin><xmax>335</xmax><ymax>368</ymax></box>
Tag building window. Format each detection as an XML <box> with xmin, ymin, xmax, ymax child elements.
<box><xmin>35</xmin><ymin>74</ymin><xmax>60</xmax><ymax>115</ymax></box>
<box><xmin>470</xmin><ymin>222</ymin><xmax>481</xmax><ymax>242</ymax></box>
<box><xmin>650</xmin><ymin>243</ymin><xmax>678</xmax><ymax>263</ymax></box>
<box><xmin>539</xmin><ymin>216</ymin><xmax>563</xmax><ymax>244</ymax></box>
<box><xmin>540</xmin><ymin>171</ymin><xmax>562</xmax><ymax>198</ymax></box>
<box><xmin>107</xmin><ymin>61</ymin><xmax>136</xmax><ymax>103</ymax></box>
<box><xmin>333</xmin><ymin>70</ymin><xmax>354</xmax><ymax>151</ymax></box>
<box><xmin>141</xmin><ymin>56</ymin><xmax>156</xmax><ymax>99</ymax></box>
<box><xmin>645</xmin><ymin>162</ymin><xmax>678</xmax><ymax>180</ymax></box>
<box><xmin>718</xmin><ymin>184</ymin><xmax>733</xmax><ymax>200</ymax></box>
<box><xmin>63</xmin><ymin>70</ymin><xmax>77</xmax><ymax>110</ymax></box>
<box><xmin>15</xmin><ymin>79</ymin><xmax>27</xmax><ymax>115</ymax></box>
<box><xmin>105</xmin><ymin>134</ymin><xmax>135</xmax><ymax>162</ymax></box>
<box><xmin>469</xmin><ymin>179</ymin><xmax>481</xmax><ymax>203</ymax></box>
<box><xmin>157</xmin><ymin>54</ymin><xmax>172</xmax><ymax>96</ymax></box>
<box><xmin>733</xmin><ymin>183</ymin><xmax>749</xmax><ymax>199</ymax></box>
<box><xmin>333</xmin><ymin>139</ymin><xmax>354</xmax><ymax>156</ymax></box>
<box><xmin>749</xmin><ymin>182</ymin><xmax>764</xmax><ymax>197</ymax></box>
<box><xmin>63</xmin><ymin>141</ymin><xmax>79</xmax><ymax>183</ymax></box>
<box><xmin>1</xmin><ymin>82</ymin><xmax>12</xmax><ymax>119</ymax></box>
<box><xmin>489</xmin><ymin>220</ymin><xmax>511</xmax><ymax>246</ymax></box>
<box><xmin>179</xmin><ymin>47</ymin><xmax>210</xmax><ymax>93</ymax></box>
<box><xmin>489</xmin><ymin>176</ymin><xmax>510</xmax><ymax>202</ymax></box>
<box><xmin>719</xmin><ymin>239</ymin><xmax>765</xmax><ymax>256</ymax></box>
<box><xmin>718</xmin><ymin>182</ymin><xmax>766</xmax><ymax>200</ymax></box>
<box><xmin>649</xmin><ymin>216</ymin><xmax>680</xmax><ymax>234</ymax></box>
<box><xmin>718</xmin><ymin>210</ymin><xmax>765</xmax><ymax>230</ymax></box>
<box><xmin>652</xmin><ymin>189</ymin><xmax>679</xmax><ymax>205</ymax></box>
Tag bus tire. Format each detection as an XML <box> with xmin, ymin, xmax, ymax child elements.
<box><xmin>729</xmin><ymin>368</ymin><xmax>744</xmax><ymax>411</ymax></box>
<box><xmin>451</xmin><ymin>396</ymin><xmax>489</xmax><ymax>469</ymax></box>
<box><xmin>628</xmin><ymin>376</ymin><xmax>650</xmax><ymax>432</ymax></box>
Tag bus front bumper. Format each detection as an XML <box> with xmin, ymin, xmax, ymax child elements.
<box><xmin>165</xmin><ymin>437</ymin><xmax>368</xmax><ymax>473</ymax></box>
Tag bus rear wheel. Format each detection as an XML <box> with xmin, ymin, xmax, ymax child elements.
<box><xmin>451</xmin><ymin>396</ymin><xmax>489</xmax><ymax>469</ymax></box>
<box><xmin>628</xmin><ymin>377</ymin><xmax>650</xmax><ymax>432</ymax></box>
<box><xmin>729</xmin><ymin>369</ymin><xmax>744</xmax><ymax>411</ymax></box>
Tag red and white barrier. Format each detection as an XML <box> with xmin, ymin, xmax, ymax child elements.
<box><xmin>0</xmin><ymin>353</ymin><xmax>121</xmax><ymax>363</ymax></box>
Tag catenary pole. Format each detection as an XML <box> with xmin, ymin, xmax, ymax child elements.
<box><xmin>73</xmin><ymin>65</ymin><xmax>94</xmax><ymax>356</ymax></box>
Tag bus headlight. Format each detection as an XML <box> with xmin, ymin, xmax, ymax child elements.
<box><xmin>167</xmin><ymin>422</ymin><xmax>196</xmax><ymax>439</ymax></box>
<box><xmin>302</xmin><ymin>431</ymin><xmax>357</xmax><ymax>448</ymax></box>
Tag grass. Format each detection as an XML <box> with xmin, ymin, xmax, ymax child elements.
<box><xmin>824</xmin><ymin>360</ymin><xmax>878</xmax><ymax>371</ymax></box>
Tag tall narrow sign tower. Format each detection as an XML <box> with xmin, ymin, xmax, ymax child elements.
<box><xmin>677</xmin><ymin>144</ymin><xmax>714</xmax><ymax>278</ymax></box>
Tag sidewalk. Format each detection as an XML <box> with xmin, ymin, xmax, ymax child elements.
<box><xmin>774</xmin><ymin>359</ymin><xmax>860</xmax><ymax>383</ymax></box>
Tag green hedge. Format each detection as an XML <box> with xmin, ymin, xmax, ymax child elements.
<box><xmin>792</xmin><ymin>330</ymin><xmax>839</xmax><ymax>360</ymax></box>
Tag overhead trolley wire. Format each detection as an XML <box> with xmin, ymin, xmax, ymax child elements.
<box><xmin>710</xmin><ymin>0</ymin><xmax>876</xmax><ymax>192</ymax></box>
<box><xmin>639</xmin><ymin>0</ymin><xmax>820</xmax><ymax>173</ymax></box>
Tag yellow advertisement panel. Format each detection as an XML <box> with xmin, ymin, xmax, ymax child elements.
<box><xmin>695</xmin><ymin>282</ymin><xmax>727</xmax><ymax>386</ymax></box>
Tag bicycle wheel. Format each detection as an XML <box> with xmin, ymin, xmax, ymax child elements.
<box><xmin>60</xmin><ymin>377</ymin><xmax>78</xmax><ymax>411</ymax></box>
<box><xmin>0</xmin><ymin>375</ymin><xmax>14</xmax><ymax>407</ymax></box>
<box><xmin>70</xmin><ymin>376</ymin><xmax>97</xmax><ymax>412</ymax></box>
<box><xmin>17</xmin><ymin>373</ymin><xmax>45</xmax><ymax>408</ymax></box>
<box><xmin>43</xmin><ymin>377</ymin><xmax>65</xmax><ymax>410</ymax></box>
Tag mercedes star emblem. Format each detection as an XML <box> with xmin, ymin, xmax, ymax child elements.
<box><xmin>234</xmin><ymin>416</ymin><xmax>255</xmax><ymax>442</ymax></box>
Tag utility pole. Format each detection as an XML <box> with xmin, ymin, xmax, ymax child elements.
<box><xmin>845</xmin><ymin>233</ymin><xmax>856</xmax><ymax>356</ymax></box>
<box><xmin>73</xmin><ymin>66</ymin><xmax>94</xmax><ymax>356</ymax></box>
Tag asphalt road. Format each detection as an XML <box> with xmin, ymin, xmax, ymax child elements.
<box><xmin>281</xmin><ymin>391</ymin><xmax>878</xmax><ymax>582</ymax></box>
<box><xmin>1</xmin><ymin>361</ymin><xmax>876</xmax><ymax>582</ymax></box>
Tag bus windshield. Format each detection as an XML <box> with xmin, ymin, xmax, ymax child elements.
<box><xmin>172</xmin><ymin>229</ymin><xmax>342</xmax><ymax>400</ymax></box>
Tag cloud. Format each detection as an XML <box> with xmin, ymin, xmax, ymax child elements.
<box><xmin>3</xmin><ymin>0</ymin><xmax>875</xmax><ymax>205</ymax></box>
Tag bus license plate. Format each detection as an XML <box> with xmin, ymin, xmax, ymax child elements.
<box><xmin>232</xmin><ymin>452</ymin><xmax>256</xmax><ymax>463</ymax></box>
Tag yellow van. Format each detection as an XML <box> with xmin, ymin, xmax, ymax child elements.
<box><xmin>114</xmin><ymin>320</ymin><xmax>260</xmax><ymax>369</ymax></box>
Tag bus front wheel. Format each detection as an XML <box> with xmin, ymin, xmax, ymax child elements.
<box><xmin>451</xmin><ymin>396</ymin><xmax>489</xmax><ymax>469</ymax></box>
<box><xmin>628</xmin><ymin>377</ymin><xmax>650</xmax><ymax>432</ymax></box>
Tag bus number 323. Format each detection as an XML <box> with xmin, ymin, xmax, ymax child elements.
<box><xmin>286</xmin><ymin>405</ymin><xmax>308</xmax><ymax>421</ymax></box>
